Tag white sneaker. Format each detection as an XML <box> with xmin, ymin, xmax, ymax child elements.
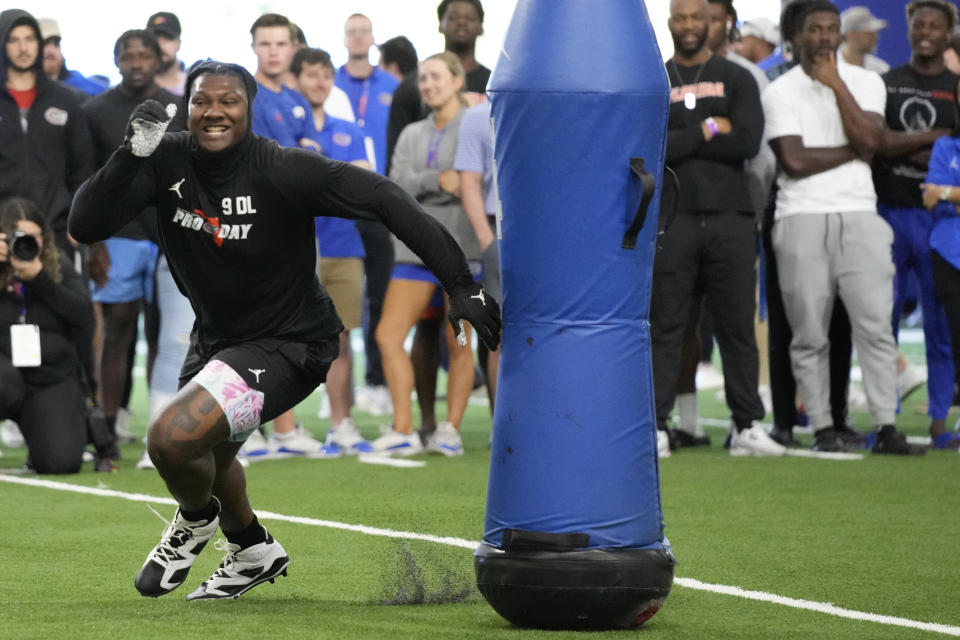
<box><xmin>115</xmin><ymin>407</ymin><xmax>138</xmax><ymax>444</ymax></box>
<box><xmin>0</xmin><ymin>420</ymin><xmax>24</xmax><ymax>448</ymax></box>
<box><xmin>135</xmin><ymin>498</ymin><xmax>220</xmax><ymax>597</ymax></box>
<box><xmin>269</xmin><ymin>425</ymin><xmax>339</xmax><ymax>458</ymax></box>
<box><xmin>425</xmin><ymin>421</ymin><xmax>464</xmax><ymax>456</ymax></box>
<box><xmin>186</xmin><ymin>533</ymin><xmax>289</xmax><ymax>600</ymax></box>
<box><xmin>237</xmin><ymin>430</ymin><xmax>271</xmax><ymax>461</ymax></box>
<box><xmin>355</xmin><ymin>385</ymin><xmax>393</xmax><ymax>416</ymax></box>
<box><xmin>136</xmin><ymin>450</ymin><xmax>156</xmax><ymax>470</ymax></box>
<box><xmin>898</xmin><ymin>364</ymin><xmax>927</xmax><ymax>401</ymax></box>
<box><xmin>730</xmin><ymin>423</ymin><xmax>787</xmax><ymax>457</ymax></box>
<box><xmin>370</xmin><ymin>426</ymin><xmax>424</xmax><ymax>456</ymax></box>
<box><xmin>326</xmin><ymin>417</ymin><xmax>373</xmax><ymax>455</ymax></box>
<box><xmin>657</xmin><ymin>430</ymin><xmax>671</xmax><ymax>459</ymax></box>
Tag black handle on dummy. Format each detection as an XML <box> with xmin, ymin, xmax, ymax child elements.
<box><xmin>621</xmin><ymin>157</ymin><xmax>656</xmax><ymax>250</ymax></box>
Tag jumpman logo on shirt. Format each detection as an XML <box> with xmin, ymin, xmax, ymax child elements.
<box><xmin>169</xmin><ymin>179</ymin><xmax>185</xmax><ymax>198</ymax></box>
<box><xmin>248</xmin><ymin>368</ymin><xmax>266</xmax><ymax>383</ymax></box>
<box><xmin>471</xmin><ymin>290</ymin><xmax>486</xmax><ymax>306</ymax></box>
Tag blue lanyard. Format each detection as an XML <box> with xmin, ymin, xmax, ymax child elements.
<box><xmin>13</xmin><ymin>281</ymin><xmax>26</xmax><ymax>322</ymax></box>
<box><xmin>356</xmin><ymin>78</ymin><xmax>371</xmax><ymax>128</ymax></box>
<box><xmin>426</xmin><ymin>126</ymin><xmax>447</xmax><ymax>169</ymax></box>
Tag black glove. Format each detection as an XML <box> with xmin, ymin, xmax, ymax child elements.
<box><xmin>124</xmin><ymin>99</ymin><xmax>177</xmax><ymax>157</ymax></box>
<box><xmin>448</xmin><ymin>282</ymin><xmax>502</xmax><ymax>351</ymax></box>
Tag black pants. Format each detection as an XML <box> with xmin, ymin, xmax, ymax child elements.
<box><xmin>651</xmin><ymin>209</ymin><xmax>765</xmax><ymax>428</ymax></box>
<box><xmin>357</xmin><ymin>220</ymin><xmax>393</xmax><ymax>387</ymax></box>
<box><xmin>0</xmin><ymin>357</ymin><xmax>87</xmax><ymax>474</ymax></box>
<box><xmin>762</xmin><ymin>204</ymin><xmax>851</xmax><ymax>429</ymax></box>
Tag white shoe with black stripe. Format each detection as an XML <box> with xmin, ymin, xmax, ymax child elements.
<box><xmin>186</xmin><ymin>533</ymin><xmax>289</xmax><ymax>600</ymax></box>
<box><xmin>135</xmin><ymin>499</ymin><xmax>220</xmax><ymax>597</ymax></box>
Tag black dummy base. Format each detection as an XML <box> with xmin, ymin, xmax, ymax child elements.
<box><xmin>475</xmin><ymin>541</ymin><xmax>676</xmax><ymax>631</ymax></box>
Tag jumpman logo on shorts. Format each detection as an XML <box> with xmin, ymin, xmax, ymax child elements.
<box><xmin>248</xmin><ymin>368</ymin><xmax>266</xmax><ymax>383</ymax></box>
<box><xmin>471</xmin><ymin>290</ymin><xmax>486</xmax><ymax>306</ymax></box>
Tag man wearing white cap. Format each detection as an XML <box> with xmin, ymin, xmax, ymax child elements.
<box><xmin>839</xmin><ymin>6</ymin><xmax>889</xmax><ymax>73</ymax></box>
<box><xmin>38</xmin><ymin>18</ymin><xmax>105</xmax><ymax>97</ymax></box>
<box><xmin>738</xmin><ymin>17</ymin><xmax>780</xmax><ymax>67</ymax></box>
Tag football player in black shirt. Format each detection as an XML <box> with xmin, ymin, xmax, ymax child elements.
<box><xmin>70</xmin><ymin>60</ymin><xmax>499</xmax><ymax>601</ymax></box>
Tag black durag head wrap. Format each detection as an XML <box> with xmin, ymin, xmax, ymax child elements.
<box><xmin>184</xmin><ymin>60</ymin><xmax>259</xmax><ymax>185</ymax></box>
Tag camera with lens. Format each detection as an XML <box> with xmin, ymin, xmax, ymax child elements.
<box><xmin>8</xmin><ymin>230</ymin><xmax>40</xmax><ymax>262</ymax></box>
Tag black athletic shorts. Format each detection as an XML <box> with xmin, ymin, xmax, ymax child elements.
<box><xmin>179</xmin><ymin>336</ymin><xmax>339</xmax><ymax>442</ymax></box>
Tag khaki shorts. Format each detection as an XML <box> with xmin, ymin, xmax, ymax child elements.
<box><xmin>317</xmin><ymin>257</ymin><xmax>364</xmax><ymax>330</ymax></box>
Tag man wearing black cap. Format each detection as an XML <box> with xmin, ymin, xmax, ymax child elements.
<box><xmin>69</xmin><ymin>60</ymin><xmax>500</xmax><ymax>601</ymax></box>
<box><xmin>146</xmin><ymin>11</ymin><xmax>186</xmax><ymax>95</ymax></box>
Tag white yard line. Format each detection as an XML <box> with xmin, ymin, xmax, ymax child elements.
<box><xmin>1</xmin><ymin>474</ymin><xmax>958</xmax><ymax>636</ymax></box>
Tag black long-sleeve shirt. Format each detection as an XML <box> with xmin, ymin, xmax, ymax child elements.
<box><xmin>69</xmin><ymin>133</ymin><xmax>474</xmax><ymax>354</ymax></box>
<box><xmin>665</xmin><ymin>54</ymin><xmax>763</xmax><ymax>213</ymax></box>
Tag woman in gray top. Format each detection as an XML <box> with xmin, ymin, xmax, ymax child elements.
<box><xmin>372</xmin><ymin>52</ymin><xmax>481</xmax><ymax>457</ymax></box>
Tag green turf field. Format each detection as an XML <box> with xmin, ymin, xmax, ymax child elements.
<box><xmin>1</xmin><ymin>338</ymin><xmax>959</xmax><ymax>639</ymax></box>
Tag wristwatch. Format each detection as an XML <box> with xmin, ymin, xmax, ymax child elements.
<box><xmin>940</xmin><ymin>187</ymin><xmax>952</xmax><ymax>201</ymax></box>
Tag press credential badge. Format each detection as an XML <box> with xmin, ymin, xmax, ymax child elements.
<box><xmin>11</xmin><ymin>323</ymin><xmax>41</xmax><ymax>366</ymax></box>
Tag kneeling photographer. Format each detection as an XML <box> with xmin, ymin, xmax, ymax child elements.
<box><xmin>0</xmin><ymin>198</ymin><xmax>94</xmax><ymax>473</ymax></box>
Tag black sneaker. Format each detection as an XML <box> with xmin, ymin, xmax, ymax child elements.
<box><xmin>135</xmin><ymin>498</ymin><xmax>221</xmax><ymax>597</ymax></box>
<box><xmin>669</xmin><ymin>428</ymin><xmax>710</xmax><ymax>448</ymax></box>
<box><xmin>834</xmin><ymin>424</ymin><xmax>867</xmax><ymax>449</ymax></box>
<box><xmin>871</xmin><ymin>425</ymin><xmax>926</xmax><ymax>456</ymax></box>
<box><xmin>94</xmin><ymin>455</ymin><xmax>118</xmax><ymax>473</ymax></box>
<box><xmin>186</xmin><ymin>533</ymin><xmax>289</xmax><ymax>600</ymax></box>
<box><xmin>812</xmin><ymin>428</ymin><xmax>853</xmax><ymax>453</ymax></box>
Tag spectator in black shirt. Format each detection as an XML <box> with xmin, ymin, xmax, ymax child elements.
<box><xmin>0</xmin><ymin>197</ymin><xmax>93</xmax><ymax>474</ymax></box>
<box><xmin>378</xmin><ymin>35</ymin><xmax>418</xmax><ymax>82</ymax></box>
<box><xmin>652</xmin><ymin>0</ymin><xmax>782</xmax><ymax>458</ymax></box>
<box><xmin>83</xmin><ymin>29</ymin><xmax>187</xmax><ymax>455</ymax></box>
<box><xmin>875</xmin><ymin>0</ymin><xmax>960</xmax><ymax>446</ymax></box>
<box><xmin>69</xmin><ymin>60</ymin><xmax>499</xmax><ymax>602</ymax></box>
<box><xmin>0</xmin><ymin>9</ymin><xmax>93</xmax><ymax>263</ymax></box>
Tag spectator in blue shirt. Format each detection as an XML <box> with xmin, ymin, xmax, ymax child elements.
<box><xmin>293</xmin><ymin>46</ymin><xmax>374</xmax><ymax>456</ymax></box>
<box><xmin>336</xmin><ymin>14</ymin><xmax>401</xmax><ymax>422</ymax></box>
<box><xmin>335</xmin><ymin>13</ymin><xmax>398</xmax><ymax>175</ymax></box>
<box><xmin>249</xmin><ymin>13</ymin><xmax>318</xmax><ymax>152</ymax></box>
<box><xmin>240</xmin><ymin>13</ymin><xmax>324</xmax><ymax>459</ymax></box>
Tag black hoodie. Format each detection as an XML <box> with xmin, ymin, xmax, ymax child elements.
<box><xmin>0</xmin><ymin>9</ymin><xmax>94</xmax><ymax>234</ymax></box>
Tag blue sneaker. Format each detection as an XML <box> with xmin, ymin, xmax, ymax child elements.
<box><xmin>424</xmin><ymin>421</ymin><xmax>464</xmax><ymax>456</ymax></box>
<box><xmin>370</xmin><ymin>426</ymin><xmax>424</xmax><ymax>456</ymax></box>
<box><xmin>269</xmin><ymin>425</ymin><xmax>341</xmax><ymax>458</ymax></box>
<box><xmin>237</xmin><ymin>430</ymin><xmax>270</xmax><ymax>461</ymax></box>
<box><xmin>326</xmin><ymin>417</ymin><xmax>372</xmax><ymax>455</ymax></box>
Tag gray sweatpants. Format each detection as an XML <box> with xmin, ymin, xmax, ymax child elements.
<box><xmin>772</xmin><ymin>211</ymin><xmax>898</xmax><ymax>428</ymax></box>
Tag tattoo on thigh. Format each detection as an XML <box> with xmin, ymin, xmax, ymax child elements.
<box><xmin>168</xmin><ymin>392</ymin><xmax>225</xmax><ymax>440</ymax></box>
